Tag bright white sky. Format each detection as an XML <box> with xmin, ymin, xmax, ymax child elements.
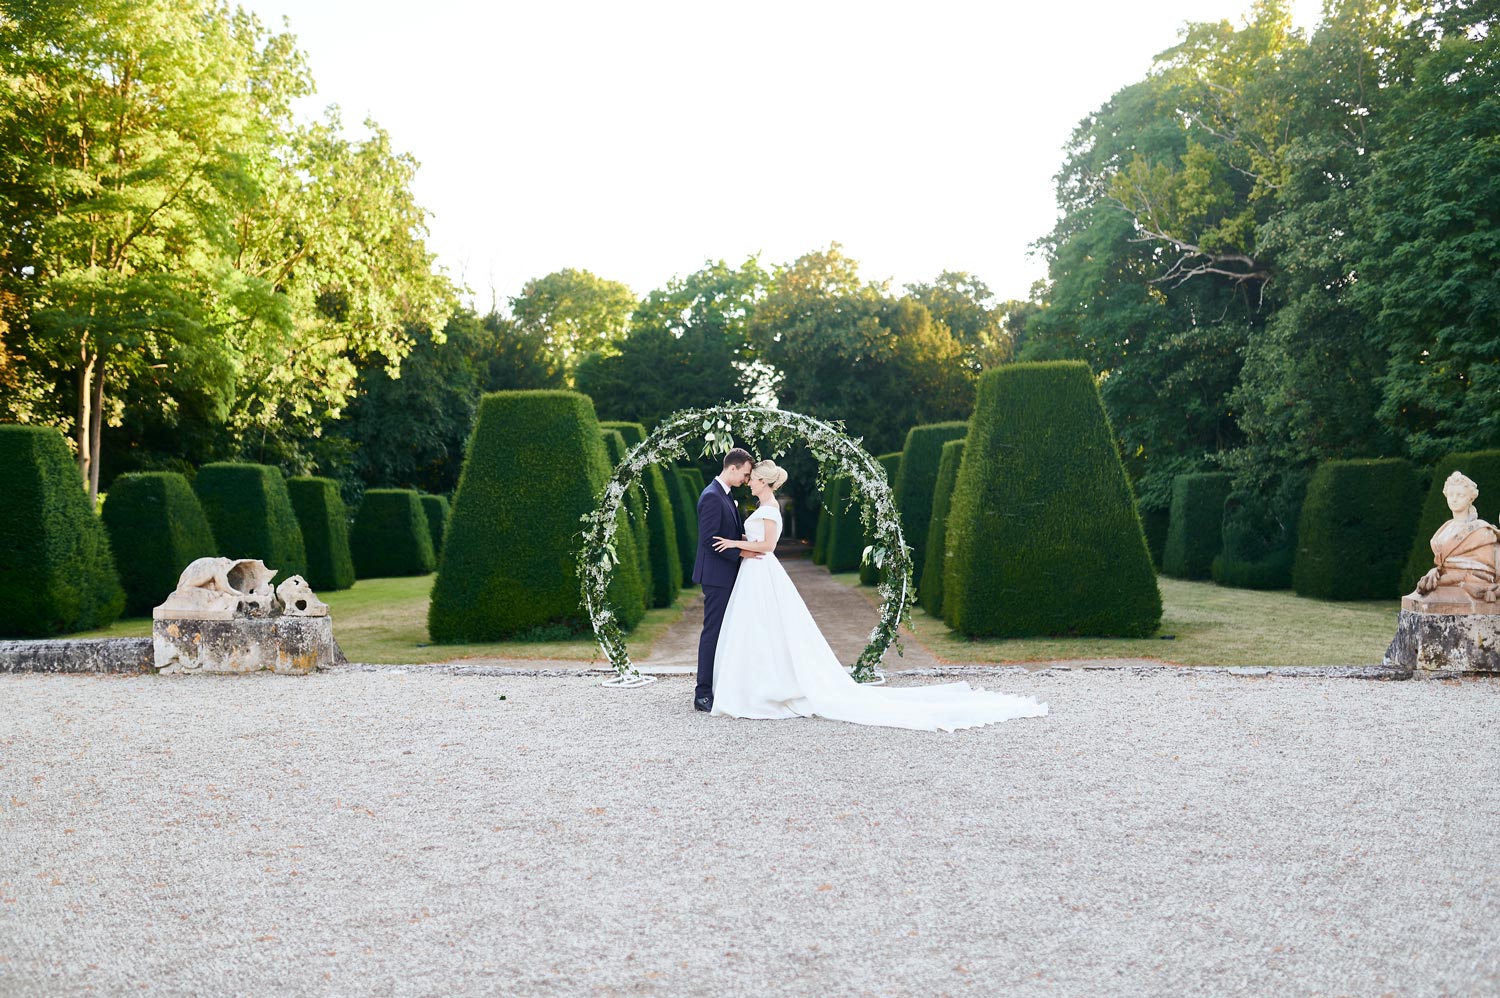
<box><xmin>238</xmin><ymin>0</ymin><xmax>1323</xmax><ymax>311</ymax></box>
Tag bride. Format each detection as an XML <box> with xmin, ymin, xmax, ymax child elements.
<box><xmin>709</xmin><ymin>459</ymin><xmax>1048</xmax><ymax>731</ymax></box>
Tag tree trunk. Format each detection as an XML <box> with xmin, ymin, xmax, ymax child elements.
<box><xmin>77</xmin><ymin>347</ymin><xmax>96</xmax><ymax>502</ymax></box>
<box><xmin>88</xmin><ymin>360</ymin><xmax>104</xmax><ymax>503</ymax></box>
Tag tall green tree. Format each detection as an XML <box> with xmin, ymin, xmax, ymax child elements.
<box><xmin>510</xmin><ymin>268</ymin><xmax>635</xmax><ymax>380</ymax></box>
<box><xmin>0</xmin><ymin>0</ymin><xmax>452</xmax><ymax>501</ymax></box>
<box><xmin>576</xmin><ymin>257</ymin><xmax>766</xmax><ymax>428</ymax></box>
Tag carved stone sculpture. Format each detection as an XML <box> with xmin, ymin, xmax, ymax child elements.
<box><xmin>153</xmin><ymin>558</ymin><xmax>277</xmax><ymax>621</ymax></box>
<box><xmin>1387</xmin><ymin>470</ymin><xmax>1500</xmax><ymax>678</ymax></box>
<box><xmin>276</xmin><ymin>576</ymin><xmax>329</xmax><ymax>617</ymax></box>
<box><xmin>1403</xmin><ymin>471</ymin><xmax>1500</xmax><ymax>614</ymax></box>
<box><xmin>151</xmin><ymin>558</ymin><xmax>342</xmax><ymax>675</ymax></box>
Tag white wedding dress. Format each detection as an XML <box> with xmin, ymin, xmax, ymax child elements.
<box><xmin>711</xmin><ymin>504</ymin><xmax>1049</xmax><ymax>731</ymax></box>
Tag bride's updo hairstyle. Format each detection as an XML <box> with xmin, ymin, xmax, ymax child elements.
<box><xmin>751</xmin><ymin>459</ymin><xmax>788</xmax><ymax>491</ymax></box>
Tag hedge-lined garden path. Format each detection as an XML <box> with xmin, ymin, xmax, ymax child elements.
<box><xmin>636</xmin><ymin>546</ymin><xmax>944</xmax><ymax>674</ymax></box>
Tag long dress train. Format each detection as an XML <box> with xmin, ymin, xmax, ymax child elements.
<box><xmin>711</xmin><ymin>505</ymin><xmax>1048</xmax><ymax>731</ymax></box>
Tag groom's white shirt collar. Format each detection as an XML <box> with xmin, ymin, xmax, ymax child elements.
<box><xmin>714</xmin><ymin>475</ymin><xmax>731</xmax><ymax>494</ymax></box>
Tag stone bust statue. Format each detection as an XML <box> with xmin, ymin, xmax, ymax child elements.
<box><xmin>1409</xmin><ymin>471</ymin><xmax>1500</xmax><ymax>610</ymax></box>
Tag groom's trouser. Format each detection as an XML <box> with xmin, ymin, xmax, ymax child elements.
<box><xmin>697</xmin><ymin>584</ymin><xmax>733</xmax><ymax>701</ymax></box>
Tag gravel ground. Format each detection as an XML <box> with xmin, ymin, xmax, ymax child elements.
<box><xmin>1</xmin><ymin>669</ymin><xmax>1497</xmax><ymax>998</ymax></box>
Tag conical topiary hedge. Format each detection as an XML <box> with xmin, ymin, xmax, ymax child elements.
<box><xmin>1401</xmin><ymin>449</ymin><xmax>1500</xmax><ymax>593</ymax></box>
<box><xmin>287</xmin><ymin>477</ymin><xmax>356</xmax><ymax>592</ymax></box>
<box><xmin>1293</xmin><ymin>459</ymin><xmax>1421</xmax><ymax>600</ymax></box>
<box><xmin>601</xmin><ymin>429</ymin><xmax>652</xmax><ymax>613</ymax></box>
<box><xmin>600</xmin><ymin>421</ymin><xmax>681</xmax><ymax>608</ymax></box>
<box><xmin>101</xmin><ymin>471</ymin><xmax>218</xmax><ymax>614</ymax></box>
<box><xmin>920</xmin><ymin>439</ymin><xmax>965</xmax><ymax>618</ymax></box>
<box><xmin>193</xmin><ymin>462</ymin><xmax>306</xmax><ymax>584</ymax></box>
<box><xmin>825</xmin><ymin>476</ymin><xmax>866</xmax><ymax>573</ymax></box>
<box><xmin>1161</xmin><ymin>472</ymin><xmax>1233</xmax><ymax>580</ymax></box>
<box><xmin>943</xmin><ymin>361</ymin><xmax>1161</xmax><ymax>637</ymax></box>
<box><xmin>0</xmin><ymin>426</ymin><xmax>124</xmax><ymax>637</ymax></box>
<box><xmin>420</xmin><ymin>494</ymin><xmax>450</xmax><ymax>559</ymax></box>
<box><xmin>351</xmin><ymin>489</ymin><xmax>436</xmax><ymax>579</ymax></box>
<box><xmin>893</xmin><ymin>421</ymin><xmax>968</xmax><ymax>591</ymax></box>
<box><xmin>811</xmin><ymin>489</ymin><xmax>832</xmax><ymax>565</ymax></box>
<box><xmin>430</xmin><ymin>391</ymin><xmax>647</xmax><ymax>641</ymax></box>
<box><xmin>1212</xmin><ymin>471</ymin><xmax>1310</xmax><ymax>590</ymax></box>
<box><xmin>666</xmin><ymin>466</ymin><xmax>698</xmax><ymax>589</ymax></box>
<box><xmin>860</xmin><ymin>452</ymin><xmax>903</xmax><ymax>585</ymax></box>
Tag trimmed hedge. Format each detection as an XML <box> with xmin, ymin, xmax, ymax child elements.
<box><xmin>1212</xmin><ymin>472</ymin><xmax>1310</xmax><ymax>590</ymax></box>
<box><xmin>429</xmin><ymin>391</ymin><xmax>646</xmax><ymax>641</ymax></box>
<box><xmin>102</xmin><ymin>472</ymin><xmax>218</xmax><ymax>614</ymax></box>
<box><xmin>860</xmin><ymin>452</ymin><xmax>903</xmax><ymax>585</ymax></box>
<box><xmin>600</xmin><ymin>421</ymin><xmax>681</xmax><ymax>608</ymax></box>
<box><xmin>287</xmin><ymin>477</ymin><xmax>356</xmax><ymax>592</ymax></box>
<box><xmin>602</xmin><ymin>430</ymin><xmax>652</xmax><ymax>610</ymax></box>
<box><xmin>893</xmin><ymin>421</ymin><xmax>968</xmax><ymax>590</ymax></box>
<box><xmin>920</xmin><ymin>440</ymin><xmax>965</xmax><ymax>618</ymax></box>
<box><xmin>0</xmin><ymin>425</ymin><xmax>124</xmax><ymax>636</ymax></box>
<box><xmin>1140</xmin><ymin>507</ymin><xmax>1170</xmax><ymax>571</ymax></box>
<box><xmin>420</xmin><ymin>494</ymin><xmax>450</xmax><ymax>558</ymax></box>
<box><xmin>811</xmin><ymin>500</ymin><xmax>831</xmax><ymax>565</ymax></box>
<box><xmin>943</xmin><ymin>362</ymin><xmax>1161</xmax><ymax>637</ymax></box>
<box><xmin>1292</xmin><ymin>459</ymin><xmax>1421</xmax><ymax>600</ymax></box>
<box><xmin>351</xmin><ymin>489</ymin><xmax>436</xmax><ymax>579</ymax></box>
<box><xmin>679</xmin><ymin>467</ymin><xmax>705</xmax><ymax>494</ymax></box>
<box><xmin>193</xmin><ymin>462</ymin><xmax>307</xmax><ymax>583</ymax></box>
<box><xmin>1401</xmin><ymin>450</ymin><xmax>1500</xmax><ymax>592</ymax></box>
<box><xmin>1161</xmin><ymin>472</ymin><xmax>1233</xmax><ymax>580</ymax></box>
<box><xmin>825</xmin><ymin>476</ymin><xmax>866</xmax><ymax>573</ymax></box>
<box><xmin>666</xmin><ymin>467</ymin><xmax>699</xmax><ymax>589</ymax></box>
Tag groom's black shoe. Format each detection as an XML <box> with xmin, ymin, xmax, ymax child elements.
<box><xmin>694</xmin><ymin>696</ymin><xmax>714</xmax><ymax>713</ymax></box>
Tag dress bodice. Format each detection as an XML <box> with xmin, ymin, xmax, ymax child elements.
<box><xmin>744</xmin><ymin>505</ymin><xmax>781</xmax><ymax>543</ymax></box>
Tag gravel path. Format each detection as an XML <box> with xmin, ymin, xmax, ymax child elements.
<box><xmin>2</xmin><ymin>669</ymin><xmax>1497</xmax><ymax>997</ymax></box>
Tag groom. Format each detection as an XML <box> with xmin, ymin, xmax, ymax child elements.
<box><xmin>692</xmin><ymin>448</ymin><xmax>759</xmax><ymax>712</ymax></box>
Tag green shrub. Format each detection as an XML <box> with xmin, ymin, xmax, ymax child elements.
<box><xmin>420</xmin><ymin>494</ymin><xmax>450</xmax><ymax>558</ymax></box>
<box><xmin>600</xmin><ymin>421</ymin><xmax>681</xmax><ymax>607</ymax></box>
<box><xmin>1161</xmin><ymin>472</ymin><xmax>1233</xmax><ymax>580</ymax></box>
<box><xmin>101</xmin><ymin>472</ymin><xmax>218</xmax><ymax>614</ymax></box>
<box><xmin>601</xmin><ymin>430</ymin><xmax>652</xmax><ymax>610</ymax></box>
<box><xmin>860</xmin><ymin>452</ymin><xmax>903</xmax><ymax>585</ymax></box>
<box><xmin>1292</xmin><ymin>459</ymin><xmax>1421</xmax><ymax>600</ymax></box>
<box><xmin>193</xmin><ymin>462</ymin><xmax>307</xmax><ymax>583</ymax></box>
<box><xmin>811</xmin><ymin>500</ymin><xmax>831</xmax><ymax>565</ymax></box>
<box><xmin>1213</xmin><ymin>471</ymin><xmax>1310</xmax><ymax>590</ymax></box>
<box><xmin>825</xmin><ymin>476</ymin><xmax>866</xmax><ymax>573</ymax></box>
<box><xmin>286</xmin><ymin>477</ymin><xmax>356</xmax><ymax>592</ymax></box>
<box><xmin>350</xmin><ymin>489</ymin><xmax>436</xmax><ymax>579</ymax></box>
<box><xmin>892</xmin><ymin>422</ymin><xmax>968</xmax><ymax>590</ymax></box>
<box><xmin>429</xmin><ymin>391</ymin><xmax>646</xmax><ymax>641</ymax></box>
<box><xmin>666</xmin><ymin>466</ymin><xmax>698</xmax><ymax>588</ymax></box>
<box><xmin>679</xmin><ymin>467</ymin><xmax>705</xmax><ymax>494</ymax></box>
<box><xmin>0</xmin><ymin>426</ymin><xmax>125</xmax><ymax>636</ymax></box>
<box><xmin>943</xmin><ymin>362</ymin><xmax>1161</xmax><ymax>637</ymax></box>
<box><xmin>1140</xmin><ymin>507</ymin><xmax>1169</xmax><ymax>571</ymax></box>
<box><xmin>920</xmin><ymin>440</ymin><xmax>965</xmax><ymax>618</ymax></box>
<box><xmin>1401</xmin><ymin>450</ymin><xmax>1500</xmax><ymax>591</ymax></box>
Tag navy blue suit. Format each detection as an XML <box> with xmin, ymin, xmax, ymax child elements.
<box><xmin>693</xmin><ymin>480</ymin><xmax>744</xmax><ymax>701</ymax></box>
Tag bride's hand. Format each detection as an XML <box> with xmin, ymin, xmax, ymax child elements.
<box><xmin>712</xmin><ymin>536</ymin><xmax>739</xmax><ymax>552</ymax></box>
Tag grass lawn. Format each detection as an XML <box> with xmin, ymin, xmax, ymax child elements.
<box><xmin>75</xmin><ymin>574</ymin><xmax>687</xmax><ymax>665</ymax></box>
<box><xmin>832</xmin><ymin>572</ymin><xmax>1398</xmax><ymax>667</ymax></box>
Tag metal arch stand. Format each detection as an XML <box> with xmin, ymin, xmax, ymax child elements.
<box><xmin>600</xmin><ymin>672</ymin><xmax>656</xmax><ymax>689</ymax></box>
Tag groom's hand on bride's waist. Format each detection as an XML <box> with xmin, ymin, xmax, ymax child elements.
<box><xmin>738</xmin><ymin>549</ymin><xmax>763</xmax><ymax>559</ymax></box>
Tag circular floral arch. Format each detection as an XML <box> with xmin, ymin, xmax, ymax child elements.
<box><xmin>577</xmin><ymin>404</ymin><xmax>913</xmax><ymax>688</ymax></box>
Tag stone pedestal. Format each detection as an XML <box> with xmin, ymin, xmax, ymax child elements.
<box><xmin>152</xmin><ymin>616</ymin><xmax>344</xmax><ymax>675</ymax></box>
<box><xmin>1384</xmin><ymin>608</ymin><xmax>1500</xmax><ymax>679</ymax></box>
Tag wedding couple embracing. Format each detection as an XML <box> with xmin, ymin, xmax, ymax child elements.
<box><xmin>691</xmin><ymin>447</ymin><xmax>1048</xmax><ymax>731</ymax></box>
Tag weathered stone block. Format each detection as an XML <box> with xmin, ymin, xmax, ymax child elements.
<box><xmin>1384</xmin><ymin>609</ymin><xmax>1500</xmax><ymax>679</ymax></box>
<box><xmin>0</xmin><ymin>638</ymin><xmax>153</xmax><ymax>674</ymax></box>
<box><xmin>152</xmin><ymin>616</ymin><xmax>344</xmax><ymax>675</ymax></box>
